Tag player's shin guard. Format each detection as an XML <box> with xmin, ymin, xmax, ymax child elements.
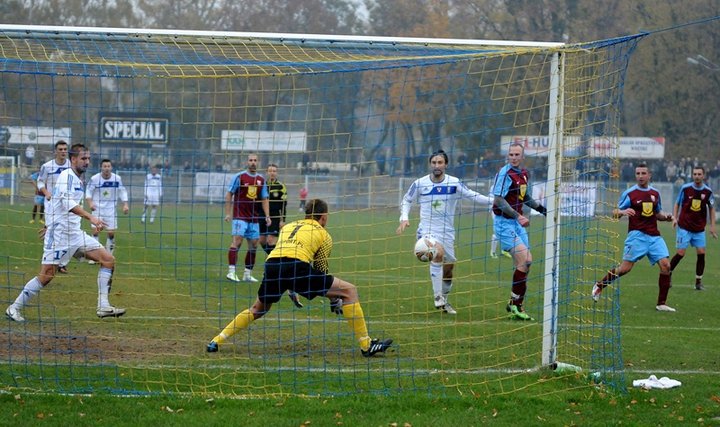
<box><xmin>245</xmin><ymin>248</ymin><xmax>257</xmax><ymax>270</ymax></box>
<box><xmin>696</xmin><ymin>253</ymin><xmax>705</xmax><ymax>279</ymax></box>
<box><xmin>215</xmin><ymin>309</ymin><xmax>255</xmax><ymax>344</ymax></box>
<box><xmin>657</xmin><ymin>273</ymin><xmax>671</xmax><ymax>305</ymax></box>
<box><xmin>12</xmin><ymin>277</ymin><xmax>43</xmax><ymax>309</ymax></box>
<box><xmin>429</xmin><ymin>262</ymin><xmax>443</xmax><ymax>297</ymax></box>
<box><xmin>442</xmin><ymin>280</ymin><xmax>453</xmax><ymax>299</ymax></box>
<box><xmin>228</xmin><ymin>247</ymin><xmax>238</xmax><ymax>271</ymax></box>
<box><xmin>670</xmin><ymin>254</ymin><xmax>684</xmax><ymax>272</ymax></box>
<box><xmin>342</xmin><ymin>302</ymin><xmax>371</xmax><ymax>351</ymax></box>
<box><xmin>511</xmin><ymin>269</ymin><xmax>528</xmax><ymax>305</ymax></box>
<box><xmin>97</xmin><ymin>267</ymin><xmax>113</xmax><ymax>308</ymax></box>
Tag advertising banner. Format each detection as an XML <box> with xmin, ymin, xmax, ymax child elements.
<box><xmin>532</xmin><ymin>181</ymin><xmax>597</xmax><ymax>217</ymax></box>
<box><xmin>587</xmin><ymin>137</ymin><xmax>665</xmax><ymax>159</ymax></box>
<box><xmin>99</xmin><ymin>112</ymin><xmax>169</xmax><ymax>145</ymax></box>
<box><xmin>500</xmin><ymin>135</ymin><xmax>582</xmax><ymax>157</ymax></box>
<box><xmin>221</xmin><ymin>130</ymin><xmax>306</xmax><ymax>152</ymax></box>
<box><xmin>6</xmin><ymin>126</ymin><xmax>71</xmax><ymax>145</ymax></box>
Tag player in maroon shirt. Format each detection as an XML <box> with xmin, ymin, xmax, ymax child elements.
<box><xmin>491</xmin><ymin>143</ymin><xmax>547</xmax><ymax>320</ymax></box>
<box><xmin>670</xmin><ymin>166</ymin><xmax>717</xmax><ymax>290</ymax></box>
<box><xmin>225</xmin><ymin>154</ymin><xmax>271</xmax><ymax>283</ymax></box>
<box><xmin>591</xmin><ymin>163</ymin><xmax>676</xmax><ymax>311</ymax></box>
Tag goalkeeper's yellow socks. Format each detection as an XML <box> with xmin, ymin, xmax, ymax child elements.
<box><xmin>213</xmin><ymin>309</ymin><xmax>255</xmax><ymax>344</ymax></box>
<box><xmin>342</xmin><ymin>302</ymin><xmax>371</xmax><ymax>351</ymax></box>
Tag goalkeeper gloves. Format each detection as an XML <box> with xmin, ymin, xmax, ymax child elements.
<box><xmin>287</xmin><ymin>291</ymin><xmax>304</xmax><ymax>308</ymax></box>
<box><xmin>330</xmin><ymin>298</ymin><xmax>343</xmax><ymax>315</ymax></box>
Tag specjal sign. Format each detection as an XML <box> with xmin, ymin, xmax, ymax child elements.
<box><xmin>99</xmin><ymin>112</ymin><xmax>169</xmax><ymax>146</ymax></box>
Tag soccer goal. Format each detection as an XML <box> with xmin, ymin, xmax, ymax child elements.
<box><xmin>0</xmin><ymin>24</ymin><xmax>639</xmax><ymax>397</ymax></box>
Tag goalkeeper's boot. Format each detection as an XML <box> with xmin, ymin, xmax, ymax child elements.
<box><xmin>226</xmin><ymin>271</ymin><xmax>241</xmax><ymax>282</ymax></box>
<box><xmin>501</xmin><ymin>250</ymin><xmax>512</xmax><ymax>259</ymax></box>
<box><xmin>206</xmin><ymin>340</ymin><xmax>219</xmax><ymax>353</ymax></box>
<box><xmin>506</xmin><ymin>303</ymin><xmax>533</xmax><ymax>321</ymax></box>
<box><xmin>591</xmin><ymin>283</ymin><xmax>602</xmax><ymax>302</ymax></box>
<box><xmin>288</xmin><ymin>291</ymin><xmax>304</xmax><ymax>308</ymax></box>
<box><xmin>361</xmin><ymin>338</ymin><xmax>393</xmax><ymax>357</ymax></box>
<box><xmin>5</xmin><ymin>305</ymin><xmax>25</xmax><ymax>322</ymax></box>
<box><xmin>97</xmin><ymin>306</ymin><xmax>126</xmax><ymax>318</ymax></box>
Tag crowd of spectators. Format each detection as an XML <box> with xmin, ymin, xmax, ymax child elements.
<box><xmin>620</xmin><ymin>157</ymin><xmax>720</xmax><ymax>184</ymax></box>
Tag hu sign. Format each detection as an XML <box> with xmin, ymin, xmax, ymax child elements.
<box><xmin>99</xmin><ymin>112</ymin><xmax>169</xmax><ymax>145</ymax></box>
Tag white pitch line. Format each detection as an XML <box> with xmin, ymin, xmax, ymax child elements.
<box><xmin>1</xmin><ymin>357</ymin><xmax>719</xmax><ymax>377</ymax></box>
<box><xmin>116</xmin><ymin>315</ymin><xmax>720</xmax><ymax>332</ymax></box>
<box><xmin>59</xmin><ymin>360</ymin><xmax>720</xmax><ymax>377</ymax></box>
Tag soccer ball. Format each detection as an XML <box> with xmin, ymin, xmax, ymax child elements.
<box><xmin>414</xmin><ymin>235</ymin><xmax>439</xmax><ymax>262</ymax></box>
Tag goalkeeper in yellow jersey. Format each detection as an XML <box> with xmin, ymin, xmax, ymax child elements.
<box><xmin>207</xmin><ymin>199</ymin><xmax>393</xmax><ymax>357</ymax></box>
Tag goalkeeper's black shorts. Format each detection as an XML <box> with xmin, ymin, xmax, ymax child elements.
<box><xmin>257</xmin><ymin>257</ymin><xmax>334</xmax><ymax>304</ymax></box>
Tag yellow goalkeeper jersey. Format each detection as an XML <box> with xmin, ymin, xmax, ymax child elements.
<box><xmin>267</xmin><ymin>218</ymin><xmax>332</xmax><ymax>273</ymax></box>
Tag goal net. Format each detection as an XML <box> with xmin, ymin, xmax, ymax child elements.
<box><xmin>0</xmin><ymin>25</ymin><xmax>638</xmax><ymax>397</ymax></box>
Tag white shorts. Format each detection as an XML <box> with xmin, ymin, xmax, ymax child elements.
<box><xmin>415</xmin><ymin>230</ymin><xmax>456</xmax><ymax>263</ymax></box>
<box><xmin>145</xmin><ymin>192</ymin><xmax>161</xmax><ymax>205</ymax></box>
<box><xmin>92</xmin><ymin>207</ymin><xmax>118</xmax><ymax>231</ymax></box>
<box><xmin>42</xmin><ymin>229</ymin><xmax>103</xmax><ymax>266</ymax></box>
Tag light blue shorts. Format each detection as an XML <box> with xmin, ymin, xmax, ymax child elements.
<box><xmin>675</xmin><ymin>227</ymin><xmax>706</xmax><ymax>250</ymax></box>
<box><xmin>232</xmin><ymin>219</ymin><xmax>260</xmax><ymax>240</ymax></box>
<box><xmin>623</xmin><ymin>230</ymin><xmax>669</xmax><ymax>265</ymax></box>
<box><xmin>493</xmin><ymin>215</ymin><xmax>529</xmax><ymax>252</ymax></box>
<box><xmin>34</xmin><ymin>195</ymin><xmax>45</xmax><ymax>205</ymax></box>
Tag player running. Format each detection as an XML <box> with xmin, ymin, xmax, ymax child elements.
<box><xmin>670</xmin><ymin>166</ymin><xmax>717</xmax><ymax>290</ymax></box>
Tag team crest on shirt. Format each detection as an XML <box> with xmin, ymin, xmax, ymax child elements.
<box><xmin>247</xmin><ymin>185</ymin><xmax>257</xmax><ymax>199</ymax></box>
<box><xmin>691</xmin><ymin>199</ymin><xmax>701</xmax><ymax>211</ymax></box>
<box><xmin>519</xmin><ymin>184</ymin><xmax>527</xmax><ymax>199</ymax></box>
<box><xmin>641</xmin><ymin>202</ymin><xmax>654</xmax><ymax>217</ymax></box>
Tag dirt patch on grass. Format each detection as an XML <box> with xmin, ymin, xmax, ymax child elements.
<box><xmin>0</xmin><ymin>325</ymin><xmax>199</xmax><ymax>364</ymax></box>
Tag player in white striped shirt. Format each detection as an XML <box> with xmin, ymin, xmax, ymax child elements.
<box><xmin>396</xmin><ymin>150</ymin><xmax>492</xmax><ymax>314</ymax></box>
<box><xmin>85</xmin><ymin>159</ymin><xmax>129</xmax><ymax>259</ymax></box>
<box><xmin>6</xmin><ymin>144</ymin><xmax>126</xmax><ymax>322</ymax></box>
<box><xmin>141</xmin><ymin>164</ymin><xmax>162</xmax><ymax>223</ymax></box>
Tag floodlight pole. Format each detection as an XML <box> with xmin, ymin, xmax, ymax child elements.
<box><xmin>541</xmin><ymin>52</ymin><xmax>564</xmax><ymax>367</ymax></box>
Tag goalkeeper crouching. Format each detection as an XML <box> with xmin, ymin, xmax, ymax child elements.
<box><xmin>207</xmin><ymin>199</ymin><xmax>393</xmax><ymax>357</ymax></box>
